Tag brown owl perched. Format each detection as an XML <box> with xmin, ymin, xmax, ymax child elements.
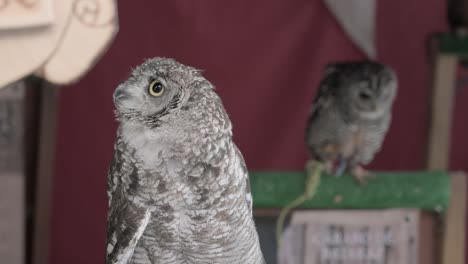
<box><xmin>305</xmin><ymin>61</ymin><xmax>397</xmax><ymax>184</ymax></box>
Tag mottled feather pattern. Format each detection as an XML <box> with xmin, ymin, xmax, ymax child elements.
<box><xmin>305</xmin><ymin>61</ymin><xmax>397</xmax><ymax>171</ymax></box>
<box><xmin>107</xmin><ymin>58</ymin><xmax>264</xmax><ymax>264</ymax></box>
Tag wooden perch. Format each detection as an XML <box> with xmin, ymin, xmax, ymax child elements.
<box><xmin>250</xmin><ymin>171</ymin><xmax>450</xmax><ymax>211</ymax></box>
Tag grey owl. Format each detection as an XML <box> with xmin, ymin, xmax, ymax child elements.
<box><xmin>305</xmin><ymin>61</ymin><xmax>397</xmax><ymax>184</ymax></box>
<box><xmin>106</xmin><ymin>58</ymin><xmax>265</xmax><ymax>264</ymax></box>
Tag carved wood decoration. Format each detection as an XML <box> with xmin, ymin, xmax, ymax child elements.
<box><xmin>0</xmin><ymin>0</ymin><xmax>54</xmax><ymax>29</ymax></box>
<box><xmin>0</xmin><ymin>0</ymin><xmax>118</xmax><ymax>87</ymax></box>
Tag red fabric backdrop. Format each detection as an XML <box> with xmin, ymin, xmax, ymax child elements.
<box><xmin>50</xmin><ymin>1</ymin><xmax>454</xmax><ymax>263</ymax></box>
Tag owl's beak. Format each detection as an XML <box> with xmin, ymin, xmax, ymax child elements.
<box><xmin>113</xmin><ymin>87</ymin><xmax>129</xmax><ymax>103</ymax></box>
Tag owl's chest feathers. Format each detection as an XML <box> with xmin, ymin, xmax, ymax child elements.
<box><xmin>338</xmin><ymin>113</ymin><xmax>390</xmax><ymax>157</ymax></box>
<box><xmin>120</xmin><ymin>123</ymin><xmax>237</xmax><ymax>209</ymax></box>
<box><xmin>120</xmin><ymin>126</ymin><xmax>249</xmax><ymax>251</ymax></box>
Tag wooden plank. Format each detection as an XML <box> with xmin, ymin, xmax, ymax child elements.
<box><xmin>426</xmin><ymin>54</ymin><xmax>458</xmax><ymax>170</ymax></box>
<box><xmin>438</xmin><ymin>33</ymin><xmax>468</xmax><ymax>56</ymax></box>
<box><xmin>32</xmin><ymin>83</ymin><xmax>58</xmax><ymax>264</ymax></box>
<box><xmin>281</xmin><ymin>209</ymin><xmax>420</xmax><ymax>264</ymax></box>
<box><xmin>273</xmin><ymin>209</ymin><xmax>442</xmax><ymax>264</ymax></box>
<box><xmin>0</xmin><ymin>82</ymin><xmax>26</xmax><ymax>264</ymax></box>
<box><xmin>441</xmin><ymin>172</ymin><xmax>467</xmax><ymax>264</ymax></box>
<box><xmin>254</xmin><ymin>208</ymin><xmax>282</xmax><ymax>217</ymax></box>
<box><xmin>419</xmin><ymin>212</ymin><xmax>440</xmax><ymax>264</ymax></box>
<box><xmin>251</xmin><ymin>171</ymin><xmax>450</xmax><ymax>210</ymax></box>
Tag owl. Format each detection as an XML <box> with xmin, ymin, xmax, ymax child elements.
<box><xmin>106</xmin><ymin>58</ymin><xmax>265</xmax><ymax>264</ymax></box>
<box><xmin>305</xmin><ymin>61</ymin><xmax>397</xmax><ymax>184</ymax></box>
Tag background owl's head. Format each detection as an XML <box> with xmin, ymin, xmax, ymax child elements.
<box><xmin>324</xmin><ymin>61</ymin><xmax>397</xmax><ymax>119</ymax></box>
<box><xmin>113</xmin><ymin>57</ymin><xmax>204</xmax><ymax>127</ymax></box>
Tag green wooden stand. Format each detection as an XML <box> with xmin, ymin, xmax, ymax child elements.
<box><xmin>251</xmin><ymin>171</ymin><xmax>464</xmax><ymax>264</ymax></box>
<box><xmin>438</xmin><ymin>33</ymin><xmax>468</xmax><ymax>55</ymax></box>
<box><xmin>250</xmin><ymin>171</ymin><xmax>450</xmax><ymax>211</ymax></box>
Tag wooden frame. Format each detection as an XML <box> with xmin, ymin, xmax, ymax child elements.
<box><xmin>426</xmin><ymin>53</ymin><xmax>457</xmax><ymax>170</ymax></box>
<box><xmin>441</xmin><ymin>172</ymin><xmax>466</xmax><ymax>264</ymax></box>
<box><xmin>253</xmin><ymin>172</ymin><xmax>465</xmax><ymax>264</ymax></box>
<box><xmin>425</xmin><ymin>34</ymin><xmax>468</xmax><ymax>264</ymax></box>
<box><xmin>255</xmin><ymin>210</ymin><xmax>441</xmax><ymax>264</ymax></box>
<box><xmin>32</xmin><ymin>83</ymin><xmax>58</xmax><ymax>264</ymax></box>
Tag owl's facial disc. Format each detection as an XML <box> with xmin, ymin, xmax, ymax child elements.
<box><xmin>358</xmin><ymin>91</ymin><xmax>373</xmax><ymax>102</ymax></box>
<box><xmin>354</xmin><ymin>68</ymin><xmax>396</xmax><ymax>115</ymax></box>
<box><xmin>353</xmin><ymin>83</ymin><xmax>376</xmax><ymax>112</ymax></box>
<box><xmin>113</xmin><ymin>74</ymin><xmax>182</xmax><ymax>126</ymax></box>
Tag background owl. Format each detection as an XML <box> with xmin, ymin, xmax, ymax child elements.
<box><xmin>106</xmin><ymin>58</ymin><xmax>265</xmax><ymax>263</ymax></box>
<box><xmin>305</xmin><ymin>61</ymin><xmax>397</xmax><ymax>184</ymax></box>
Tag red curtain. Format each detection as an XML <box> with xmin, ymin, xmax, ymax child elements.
<box><xmin>51</xmin><ymin>0</ymin><xmax>450</xmax><ymax>263</ymax></box>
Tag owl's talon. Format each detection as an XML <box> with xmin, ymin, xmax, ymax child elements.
<box><xmin>334</xmin><ymin>156</ymin><xmax>347</xmax><ymax>176</ymax></box>
<box><xmin>350</xmin><ymin>166</ymin><xmax>374</xmax><ymax>185</ymax></box>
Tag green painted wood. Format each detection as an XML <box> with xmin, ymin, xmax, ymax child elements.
<box><xmin>250</xmin><ymin>171</ymin><xmax>450</xmax><ymax>211</ymax></box>
<box><xmin>438</xmin><ymin>33</ymin><xmax>468</xmax><ymax>56</ymax></box>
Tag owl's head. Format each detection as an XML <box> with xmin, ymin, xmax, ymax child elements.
<box><xmin>324</xmin><ymin>61</ymin><xmax>397</xmax><ymax>119</ymax></box>
<box><xmin>113</xmin><ymin>57</ymin><xmax>204</xmax><ymax>127</ymax></box>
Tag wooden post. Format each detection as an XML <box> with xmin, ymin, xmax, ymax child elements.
<box><xmin>441</xmin><ymin>173</ymin><xmax>467</xmax><ymax>264</ymax></box>
<box><xmin>419</xmin><ymin>212</ymin><xmax>440</xmax><ymax>264</ymax></box>
<box><xmin>426</xmin><ymin>53</ymin><xmax>458</xmax><ymax>170</ymax></box>
<box><xmin>32</xmin><ymin>82</ymin><xmax>58</xmax><ymax>264</ymax></box>
<box><xmin>425</xmin><ymin>35</ymin><xmax>467</xmax><ymax>264</ymax></box>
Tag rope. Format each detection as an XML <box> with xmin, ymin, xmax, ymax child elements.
<box><xmin>275</xmin><ymin>160</ymin><xmax>324</xmax><ymax>249</ymax></box>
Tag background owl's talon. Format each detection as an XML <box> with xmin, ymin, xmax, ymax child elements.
<box><xmin>324</xmin><ymin>161</ymin><xmax>334</xmax><ymax>175</ymax></box>
<box><xmin>350</xmin><ymin>166</ymin><xmax>374</xmax><ymax>185</ymax></box>
<box><xmin>334</xmin><ymin>156</ymin><xmax>347</xmax><ymax>176</ymax></box>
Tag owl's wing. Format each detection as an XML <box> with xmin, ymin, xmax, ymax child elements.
<box><xmin>234</xmin><ymin>145</ymin><xmax>253</xmax><ymax>214</ymax></box>
<box><xmin>305</xmin><ymin>83</ymin><xmax>337</xmax><ymax>158</ymax></box>
<box><xmin>106</xmin><ymin>140</ymin><xmax>151</xmax><ymax>264</ymax></box>
<box><xmin>307</xmin><ymin>83</ymin><xmax>334</xmax><ymax>125</ymax></box>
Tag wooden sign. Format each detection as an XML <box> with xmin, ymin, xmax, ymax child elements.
<box><xmin>278</xmin><ymin>209</ymin><xmax>419</xmax><ymax>264</ymax></box>
<box><xmin>0</xmin><ymin>82</ymin><xmax>25</xmax><ymax>264</ymax></box>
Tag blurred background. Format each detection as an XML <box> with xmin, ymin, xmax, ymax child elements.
<box><xmin>1</xmin><ymin>0</ymin><xmax>467</xmax><ymax>264</ymax></box>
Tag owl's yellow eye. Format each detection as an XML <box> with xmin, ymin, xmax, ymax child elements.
<box><xmin>149</xmin><ymin>80</ymin><xmax>165</xmax><ymax>96</ymax></box>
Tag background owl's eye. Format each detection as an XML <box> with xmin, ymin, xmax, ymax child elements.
<box><xmin>149</xmin><ymin>80</ymin><xmax>164</xmax><ymax>96</ymax></box>
<box><xmin>359</xmin><ymin>92</ymin><xmax>371</xmax><ymax>100</ymax></box>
